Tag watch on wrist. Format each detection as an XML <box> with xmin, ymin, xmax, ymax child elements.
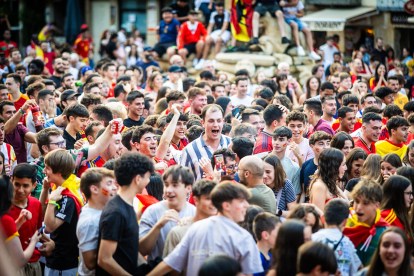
<box><xmin>276</xmin><ymin>209</ymin><xmax>282</xmax><ymax>217</ymax></box>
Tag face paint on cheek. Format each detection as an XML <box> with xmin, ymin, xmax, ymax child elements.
<box><xmin>102</xmin><ymin>188</ymin><xmax>109</xmax><ymax>195</ymax></box>
<box><xmin>140</xmin><ymin>142</ymin><xmax>150</xmax><ymax>155</ymax></box>
<box><xmin>283</xmin><ymin>143</ymin><xmax>287</xmax><ymax>147</ymax></box>
<box><xmin>315</xmin><ymin>148</ymin><xmax>320</xmax><ymax>152</ymax></box>
<box><xmin>300</xmin><ymin>130</ymin><xmax>303</xmax><ymax>135</ymax></box>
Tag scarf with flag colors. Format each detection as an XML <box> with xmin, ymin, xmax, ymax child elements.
<box><xmin>230</xmin><ymin>0</ymin><xmax>253</xmax><ymax>42</ymax></box>
<box><xmin>344</xmin><ymin>207</ymin><xmax>389</xmax><ymax>251</ymax></box>
<box><xmin>375</xmin><ymin>139</ymin><xmax>407</xmax><ymax>159</ymax></box>
<box><xmin>51</xmin><ymin>174</ymin><xmax>86</xmax><ymax>216</ymax></box>
<box><xmin>381</xmin><ymin>209</ymin><xmax>405</xmax><ymax>231</ymax></box>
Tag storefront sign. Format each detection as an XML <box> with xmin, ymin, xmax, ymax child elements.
<box><xmin>306</xmin><ymin>21</ymin><xmax>345</xmax><ymax>31</ymax></box>
<box><xmin>391</xmin><ymin>12</ymin><xmax>414</xmax><ymax>23</ymax></box>
<box><xmin>404</xmin><ymin>0</ymin><xmax>414</xmax><ymax>14</ymax></box>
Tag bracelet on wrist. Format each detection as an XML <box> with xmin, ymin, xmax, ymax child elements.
<box><xmin>19</xmin><ymin>108</ymin><xmax>25</xmax><ymax>115</ymax></box>
<box><xmin>48</xmin><ymin>200</ymin><xmax>60</xmax><ymax>209</ymax></box>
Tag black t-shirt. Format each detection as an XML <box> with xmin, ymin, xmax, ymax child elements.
<box><xmin>372</xmin><ymin>48</ymin><xmax>387</xmax><ymax>65</ymax></box>
<box><xmin>48</xmin><ymin>75</ymin><xmax>62</xmax><ymax>89</ymax></box>
<box><xmin>300</xmin><ymin>158</ymin><xmax>318</xmax><ymax>202</ymax></box>
<box><xmin>123</xmin><ymin>117</ymin><xmax>145</xmax><ymax>128</ymax></box>
<box><xmin>63</xmin><ymin>129</ymin><xmax>83</xmax><ymax>150</ymax></box>
<box><xmin>106</xmin><ymin>41</ymin><xmax>117</xmax><ymax>60</ymax></box>
<box><xmin>46</xmin><ymin>196</ymin><xmax>79</xmax><ymax>270</ymax></box>
<box><xmin>345</xmin><ymin>177</ymin><xmax>361</xmax><ymax>193</ymax></box>
<box><xmin>96</xmin><ymin>195</ymin><xmax>139</xmax><ymax>276</ymax></box>
<box><xmin>210</xmin><ymin>10</ymin><xmax>231</xmax><ymax>31</ymax></box>
<box><xmin>169</xmin><ymin>3</ymin><xmax>190</xmax><ymax>23</ymax></box>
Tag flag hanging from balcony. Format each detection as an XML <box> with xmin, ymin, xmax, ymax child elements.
<box><xmin>230</xmin><ymin>0</ymin><xmax>253</xmax><ymax>42</ymax></box>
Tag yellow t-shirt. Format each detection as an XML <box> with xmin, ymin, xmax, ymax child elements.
<box><xmin>393</xmin><ymin>92</ymin><xmax>408</xmax><ymax>110</ymax></box>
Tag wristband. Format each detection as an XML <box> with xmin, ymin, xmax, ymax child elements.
<box><xmin>19</xmin><ymin>108</ymin><xmax>25</xmax><ymax>115</ymax></box>
<box><xmin>48</xmin><ymin>200</ymin><xmax>60</xmax><ymax>209</ymax></box>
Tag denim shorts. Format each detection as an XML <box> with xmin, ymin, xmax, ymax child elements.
<box><xmin>285</xmin><ymin>18</ymin><xmax>308</xmax><ymax>31</ymax></box>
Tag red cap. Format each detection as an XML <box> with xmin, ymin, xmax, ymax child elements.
<box><xmin>80</xmin><ymin>24</ymin><xmax>88</xmax><ymax>30</ymax></box>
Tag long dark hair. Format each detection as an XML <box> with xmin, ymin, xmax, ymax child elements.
<box><xmin>156</xmin><ymin>86</ymin><xmax>170</xmax><ymax>103</ymax></box>
<box><xmin>0</xmin><ymin>175</ymin><xmax>13</xmax><ymax>217</ymax></box>
<box><xmin>331</xmin><ymin>132</ymin><xmax>354</xmax><ymax>153</ymax></box>
<box><xmin>380</xmin><ymin>175</ymin><xmax>413</xmax><ymax>248</ymax></box>
<box><xmin>262</xmin><ymin>153</ymin><xmax>286</xmax><ymax>191</ymax></box>
<box><xmin>272</xmin><ymin>219</ymin><xmax>306</xmax><ymax>276</ymax></box>
<box><xmin>276</xmin><ymin>74</ymin><xmax>288</xmax><ymax>92</ymax></box>
<box><xmin>366</xmin><ymin>227</ymin><xmax>413</xmax><ymax>276</ymax></box>
<box><xmin>305</xmin><ymin>76</ymin><xmax>321</xmax><ymax>99</ymax></box>
<box><xmin>310</xmin><ymin>148</ymin><xmax>344</xmax><ymax>198</ymax></box>
<box><xmin>146</xmin><ymin>172</ymin><xmax>164</xmax><ymax>201</ymax></box>
<box><xmin>345</xmin><ymin>148</ymin><xmax>368</xmax><ymax>183</ymax></box>
<box><xmin>374</xmin><ymin>63</ymin><xmax>388</xmax><ymax>84</ymax></box>
<box><xmin>239</xmin><ymin>205</ymin><xmax>264</xmax><ymax>241</ymax></box>
<box><xmin>287</xmin><ymin>205</ymin><xmax>320</xmax><ymax>233</ymax></box>
<box><xmin>402</xmin><ymin>140</ymin><xmax>414</xmax><ymax>165</ymax></box>
<box><xmin>0</xmin><ymin>151</ymin><xmax>6</xmax><ymax>175</ymax></box>
<box><xmin>380</xmin><ymin>153</ymin><xmax>403</xmax><ymax>184</ymax></box>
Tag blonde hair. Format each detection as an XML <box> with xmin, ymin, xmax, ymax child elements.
<box><xmin>105</xmin><ymin>102</ymin><xmax>127</xmax><ymax>120</ymax></box>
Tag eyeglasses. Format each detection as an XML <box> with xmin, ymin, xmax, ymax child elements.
<box><xmin>48</xmin><ymin>140</ymin><xmax>66</xmax><ymax>148</ymax></box>
<box><xmin>404</xmin><ymin>191</ymin><xmax>413</xmax><ymax>196</ymax></box>
<box><xmin>227</xmin><ymin>165</ymin><xmax>238</xmax><ymax>171</ymax></box>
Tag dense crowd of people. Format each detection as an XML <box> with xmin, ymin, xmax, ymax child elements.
<box><xmin>2</xmin><ymin>1</ymin><xmax>414</xmax><ymax>276</ymax></box>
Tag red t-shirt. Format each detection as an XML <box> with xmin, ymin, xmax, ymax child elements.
<box><xmin>1</xmin><ymin>214</ymin><xmax>19</xmax><ymax>242</ymax></box>
<box><xmin>43</xmin><ymin>51</ymin><xmax>56</xmax><ymax>75</ymax></box>
<box><xmin>9</xmin><ymin>93</ymin><xmax>29</xmax><ymax>125</ymax></box>
<box><xmin>354</xmin><ymin>137</ymin><xmax>376</xmax><ymax>155</ymax></box>
<box><xmin>73</xmin><ymin>38</ymin><xmax>91</xmax><ymax>59</ymax></box>
<box><xmin>8</xmin><ymin>197</ymin><xmax>43</xmax><ymax>262</ymax></box>
<box><xmin>171</xmin><ymin>138</ymin><xmax>189</xmax><ymax>151</ymax></box>
<box><xmin>0</xmin><ymin>40</ymin><xmax>17</xmax><ymax>57</ymax></box>
<box><xmin>253</xmin><ymin>131</ymin><xmax>273</xmax><ymax>154</ymax></box>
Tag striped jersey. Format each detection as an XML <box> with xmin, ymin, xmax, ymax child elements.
<box><xmin>180</xmin><ymin>133</ymin><xmax>232</xmax><ymax>181</ymax></box>
<box><xmin>253</xmin><ymin>131</ymin><xmax>273</xmax><ymax>155</ymax></box>
<box><xmin>1</xmin><ymin>142</ymin><xmax>17</xmax><ymax>175</ymax></box>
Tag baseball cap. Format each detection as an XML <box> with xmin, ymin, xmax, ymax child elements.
<box><xmin>61</xmin><ymin>90</ymin><xmax>81</xmax><ymax>102</ymax></box>
<box><xmin>143</xmin><ymin>46</ymin><xmax>154</xmax><ymax>52</ymax></box>
<box><xmin>168</xmin><ymin>65</ymin><xmax>182</xmax><ymax>73</ymax></box>
<box><xmin>80</xmin><ymin>24</ymin><xmax>89</xmax><ymax>30</ymax></box>
<box><xmin>162</xmin><ymin>7</ymin><xmax>173</xmax><ymax>14</ymax></box>
<box><xmin>81</xmin><ymin>66</ymin><xmax>93</xmax><ymax>76</ymax></box>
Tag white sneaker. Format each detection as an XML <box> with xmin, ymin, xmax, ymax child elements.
<box><xmin>193</xmin><ymin>58</ymin><xmax>199</xmax><ymax>67</ymax></box>
<box><xmin>309</xmin><ymin>51</ymin><xmax>321</xmax><ymax>60</ymax></box>
<box><xmin>195</xmin><ymin>59</ymin><xmax>206</xmax><ymax>70</ymax></box>
<box><xmin>212</xmin><ymin>59</ymin><xmax>217</xmax><ymax>68</ymax></box>
<box><xmin>297</xmin><ymin>46</ymin><xmax>306</xmax><ymax>56</ymax></box>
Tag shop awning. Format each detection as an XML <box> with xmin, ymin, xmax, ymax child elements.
<box><xmin>302</xmin><ymin>7</ymin><xmax>378</xmax><ymax>31</ymax></box>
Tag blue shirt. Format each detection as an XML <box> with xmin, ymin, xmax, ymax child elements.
<box><xmin>300</xmin><ymin>158</ymin><xmax>318</xmax><ymax>202</ymax></box>
<box><xmin>158</xmin><ymin>18</ymin><xmax>181</xmax><ymax>43</ymax></box>
<box><xmin>136</xmin><ymin>60</ymin><xmax>160</xmax><ymax>81</ymax></box>
<box><xmin>254</xmin><ymin>252</ymin><xmax>272</xmax><ymax>276</ymax></box>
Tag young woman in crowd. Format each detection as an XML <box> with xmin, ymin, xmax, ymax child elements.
<box><xmin>396</xmin><ymin>167</ymin><xmax>414</xmax><ymax>186</ymax></box>
<box><xmin>126</xmin><ymin>44</ymin><xmax>140</xmax><ymax>68</ymax></box>
<box><xmin>344</xmin><ymin>148</ymin><xmax>368</xmax><ymax>185</ymax></box>
<box><xmin>402</xmin><ymin>140</ymin><xmax>414</xmax><ymax>167</ymax></box>
<box><xmin>387</xmin><ymin>47</ymin><xmax>396</xmax><ymax>71</ymax></box>
<box><xmin>356</xmin><ymin>227</ymin><xmax>413</xmax><ymax>276</ymax></box>
<box><xmin>331</xmin><ymin>131</ymin><xmax>355</xmax><ymax>157</ymax></box>
<box><xmin>287</xmin><ymin>205</ymin><xmax>321</xmax><ymax>233</ymax></box>
<box><xmin>239</xmin><ymin>205</ymin><xmax>264</xmax><ymax>240</ymax></box>
<box><xmin>299</xmin><ymin>76</ymin><xmax>321</xmax><ymax>105</ymax></box>
<box><xmin>0</xmin><ymin>152</ymin><xmax>6</xmax><ymax>175</ymax></box>
<box><xmin>370</xmin><ymin>63</ymin><xmax>388</xmax><ymax>93</ymax></box>
<box><xmin>262</xmin><ymin>154</ymin><xmax>297</xmax><ymax>218</ymax></box>
<box><xmin>155</xmin><ymin>86</ymin><xmax>171</xmax><ymax>103</ymax></box>
<box><xmin>309</xmin><ymin>148</ymin><xmax>348</xmax><ymax>211</ymax></box>
<box><xmin>215</xmin><ymin>97</ymin><xmax>232</xmax><ymax>116</ymax></box>
<box><xmin>267</xmin><ymin>220</ymin><xmax>311</xmax><ymax>276</ymax></box>
<box><xmin>222</xmin><ymin>79</ymin><xmax>231</xmax><ymax>95</ymax></box>
<box><xmin>380</xmin><ymin>175</ymin><xmax>413</xmax><ymax>245</ymax></box>
<box><xmin>275</xmin><ymin>74</ymin><xmax>299</xmax><ymax>108</ymax></box>
<box><xmin>117</xmin><ymin>64</ymin><xmax>126</xmax><ymax>76</ymax></box>
<box><xmin>345</xmin><ymin>153</ymin><xmax>382</xmax><ymax>197</ymax></box>
<box><xmin>145</xmin><ymin>72</ymin><xmax>164</xmax><ymax>97</ymax></box>
<box><xmin>380</xmin><ymin>153</ymin><xmax>403</xmax><ymax>185</ymax></box>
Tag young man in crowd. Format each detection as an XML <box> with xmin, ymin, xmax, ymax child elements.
<box><xmin>357</xmin><ymin>94</ymin><xmax>377</xmax><ymax>118</ymax></box>
<box><xmin>165</xmin><ymin>111</ymin><xmax>188</xmax><ymax>151</ymax></box>
<box><xmin>77</xmin><ymin>168</ymin><xmax>117</xmax><ymax>276</ymax></box>
<box><xmin>231</xmin><ymin>136</ymin><xmax>255</xmax><ymax>165</ymax></box>
<box><xmin>354</xmin><ymin>112</ymin><xmax>382</xmax><ymax>155</ymax></box>
<box><xmin>303</xmin><ymin>99</ymin><xmax>335</xmax><ymax>136</ymax></box>
<box><xmin>232</xmin><ymin>123</ymin><xmax>257</xmax><ymax>144</ymax></box>
<box><xmin>89</xmin><ymin>106</ymin><xmax>114</xmax><ymax>127</ymax></box>
<box><xmin>152</xmin><ymin>7</ymin><xmax>181</xmax><ymax>61</ymax></box>
<box><xmin>9</xmin><ymin>163</ymin><xmax>55</xmax><ymax>276</ymax></box>
<box><xmin>139</xmin><ymin>165</ymin><xmax>196</xmax><ymax>261</ymax></box>
<box><xmin>147</xmin><ymin>181</ymin><xmax>263</xmax><ymax>276</ymax></box>
<box><xmin>42</xmin><ymin>149</ymin><xmax>86</xmax><ymax>276</ymax></box>
<box><xmin>181</xmin><ymin>104</ymin><xmax>231</xmax><ymax>180</ymax></box>
<box><xmin>230</xmin><ymin>76</ymin><xmax>253</xmax><ymax>107</ymax></box>
<box><xmin>253</xmin><ymin>104</ymin><xmax>286</xmax><ymax>154</ymax></box>
<box><xmin>123</xmin><ymin>90</ymin><xmax>145</xmax><ymax>127</ymax></box>
<box><xmin>163</xmin><ymin>90</ymin><xmax>186</xmax><ymax>115</ymax></box>
<box><xmin>163</xmin><ymin>66</ymin><xmax>183</xmax><ymax>92</ymax></box>
<box><xmin>241</xmin><ymin>108</ymin><xmax>264</xmax><ymax>134</ymax></box>
<box><xmin>285</xmin><ymin>111</ymin><xmax>314</xmax><ymax>168</ymax></box>
<box><xmin>239</xmin><ymin>155</ymin><xmax>277</xmax><ymax>214</ymax></box>
<box><xmin>211</xmin><ymin>83</ymin><xmax>226</xmax><ymax>98</ymax></box>
<box><xmin>344</xmin><ymin>179</ymin><xmax>389</xmax><ymax>266</ymax></box>
<box><xmin>177</xmin><ymin>10</ymin><xmax>207</xmax><ymax>66</ymax></box>
<box><xmin>300</xmin><ymin>131</ymin><xmax>331</xmax><ymax>203</ymax></box>
<box><xmin>186</xmin><ymin>87</ymin><xmax>207</xmax><ymax>116</ymax></box>
<box><xmin>59</xmin><ymin>73</ymin><xmax>75</xmax><ymax>91</ymax></box>
<box><xmin>253</xmin><ymin>213</ymin><xmax>280</xmax><ymax>276</ymax></box>
<box><xmin>403</xmin><ymin>101</ymin><xmax>414</xmax><ymax>120</ymax></box>
<box><xmin>163</xmin><ymin>179</ymin><xmax>217</xmax><ymax>257</ymax></box>
<box><xmin>335</xmin><ymin>106</ymin><xmax>357</xmax><ymax>134</ymax></box>
<box><xmin>26</xmin><ymin>83</ymin><xmax>46</xmax><ymax>102</ymax></box>
<box><xmin>375</xmin><ymin>116</ymin><xmax>409</xmax><ymax>158</ymax></box>
<box><xmin>312</xmin><ymin>199</ymin><xmax>361</xmax><ymax>276</ymax></box>
<box><xmin>60</xmin><ymin>90</ymin><xmax>81</xmax><ymax>110</ymax></box>
<box><xmin>102</xmin><ymin>63</ymin><xmax>117</xmax><ymax>89</ymax></box>
<box><xmin>321</xmin><ymin>96</ymin><xmax>337</xmax><ymax>126</ymax></box>
<box><xmin>96</xmin><ymin>153</ymin><xmax>154</xmax><ymax>275</ymax></box>
<box><xmin>62</xmin><ymin>103</ymin><xmax>89</xmax><ymax>150</ymax></box>
<box><xmin>376</xmin><ymin>87</ymin><xmax>395</xmax><ymax>108</ymax></box>
<box><xmin>388</xmin><ymin>75</ymin><xmax>408</xmax><ymax>110</ymax></box>
<box><xmin>337</xmin><ymin>73</ymin><xmax>352</xmax><ymax>92</ymax></box>
<box><xmin>1</xmin><ymin>100</ymin><xmax>36</xmax><ymax>163</ymax></box>
<box><xmin>196</xmin><ymin>1</ymin><xmax>230</xmax><ymax>69</ymax></box>
<box><xmin>271</xmin><ymin>126</ymin><xmax>301</xmax><ymax>196</ymax></box>
<box><xmin>332</xmin><ymin>95</ymin><xmax>361</xmax><ymax>131</ymax></box>
<box><xmin>84</xmin><ymin>121</ymin><xmax>104</xmax><ymax>146</ymax></box>
<box><xmin>5</xmin><ymin>73</ymin><xmax>29</xmax><ymax>124</ymax></box>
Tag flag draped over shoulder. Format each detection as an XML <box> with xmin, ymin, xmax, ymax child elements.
<box><xmin>381</xmin><ymin>209</ymin><xmax>405</xmax><ymax>230</ymax></box>
<box><xmin>136</xmin><ymin>195</ymin><xmax>159</xmax><ymax>213</ymax></box>
<box><xmin>344</xmin><ymin>208</ymin><xmax>389</xmax><ymax>251</ymax></box>
<box><xmin>230</xmin><ymin>0</ymin><xmax>254</xmax><ymax>42</ymax></box>
<box><xmin>52</xmin><ymin>174</ymin><xmax>86</xmax><ymax>216</ymax></box>
<box><xmin>375</xmin><ymin>139</ymin><xmax>407</xmax><ymax>159</ymax></box>
<box><xmin>31</xmin><ymin>41</ymin><xmax>44</xmax><ymax>59</ymax></box>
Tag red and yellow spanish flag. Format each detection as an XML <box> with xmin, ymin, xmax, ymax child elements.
<box><xmin>381</xmin><ymin>209</ymin><xmax>405</xmax><ymax>230</ymax></box>
<box><xmin>31</xmin><ymin>41</ymin><xmax>44</xmax><ymax>59</ymax></box>
<box><xmin>136</xmin><ymin>194</ymin><xmax>159</xmax><ymax>213</ymax></box>
<box><xmin>51</xmin><ymin>174</ymin><xmax>86</xmax><ymax>217</ymax></box>
<box><xmin>375</xmin><ymin>139</ymin><xmax>408</xmax><ymax>159</ymax></box>
<box><xmin>230</xmin><ymin>0</ymin><xmax>254</xmax><ymax>42</ymax></box>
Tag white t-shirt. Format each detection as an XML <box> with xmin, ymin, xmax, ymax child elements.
<box><xmin>163</xmin><ymin>80</ymin><xmax>183</xmax><ymax>92</ymax></box>
<box><xmin>230</xmin><ymin>95</ymin><xmax>254</xmax><ymax>107</ymax></box>
<box><xmin>139</xmin><ymin>201</ymin><xmax>196</xmax><ymax>261</ymax></box>
<box><xmin>319</xmin><ymin>44</ymin><xmax>339</xmax><ymax>68</ymax></box>
<box><xmin>76</xmin><ymin>206</ymin><xmax>102</xmax><ymax>276</ymax></box>
<box><xmin>164</xmin><ymin>215</ymin><xmax>263</xmax><ymax>275</ymax></box>
<box><xmin>285</xmin><ymin>138</ymin><xmax>314</xmax><ymax>165</ymax></box>
<box><xmin>283</xmin><ymin>1</ymin><xmax>304</xmax><ymax>19</ymax></box>
<box><xmin>312</xmin><ymin>228</ymin><xmax>361</xmax><ymax>276</ymax></box>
